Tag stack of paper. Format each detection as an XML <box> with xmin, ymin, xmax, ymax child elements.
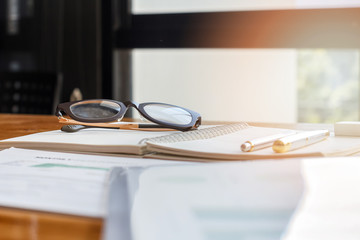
<box><xmin>284</xmin><ymin>157</ymin><xmax>360</xmax><ymax>240</ymax></box>
<box><xmin>0</xmin><ymin>148</ymin><xmax>177</xmax><ymax>217</ymax></box>
<box><xmin>104</xmin><ymin>159</ymin><xmax>304</xmax><ymax>240</ymax></box>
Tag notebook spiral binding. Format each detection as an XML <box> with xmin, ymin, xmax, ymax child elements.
<box><xmin>143</xmin><ymin>122</ymin><xmax>249</xmax><ymax>144</ymax></box>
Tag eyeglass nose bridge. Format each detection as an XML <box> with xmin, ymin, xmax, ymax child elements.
<box><xmin>121</xmin><ymin>100</ymin><xmax>142</xmax><ymax>119</ymax></box>
<box><xmin>123</xmin><ymin>100</ymin><xmax>139</xmax><ymax>109</ymax></box>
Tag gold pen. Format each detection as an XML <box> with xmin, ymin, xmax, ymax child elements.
<box><xmin>241</xmin><ymin>132</ymin><xmax>296</xmax><ymax>152</ymax></box>
<box><xmin>272</xmin><ymin>129</ymin><xmax>330</xmax><ymax>153</ymax></box>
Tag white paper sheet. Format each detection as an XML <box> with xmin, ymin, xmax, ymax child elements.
<box><xmin>0</xmin><ymin>148</ymin><xmax>176</xmax><ymax>217</ymax></box>
<box><xmin>284</xmin><ymin>157</ymin><xmax>360</xmax><ymax>240</ymax></box>
<box><xmin>105</xmin><ymin>159</ymin><xmax>304</xmax><ymax>240</ymax></box>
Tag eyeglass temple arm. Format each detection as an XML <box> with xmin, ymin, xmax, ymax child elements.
<box><xmin>58</xmin><ymin>118</ymin><xmax>175</xmax><ymax>131</ymax></box>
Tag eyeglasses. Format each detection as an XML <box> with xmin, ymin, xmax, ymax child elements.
<box><xmin>55</xmin><ymin>99</ymin><xmax>202</xmax><ymax>131</ymax></box>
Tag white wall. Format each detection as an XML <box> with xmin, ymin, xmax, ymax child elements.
<box><xmin>133</xmin><ymin>0</ymin><xmax>360</xmax><ymax>14</ymax></box>
<box><xmin>133</xmin><ymin>0</ymin><xmax>295</xmax><ymax>14</ymax></box>
<box><xmin>130</xmin><ymin>49</ymin><xmax>297</xmax><ymax>123</ymax></box>
<box><xmin>296</xmin><ymin>0</ymin><xmax>360</xmax><ymax>8</ymax></box>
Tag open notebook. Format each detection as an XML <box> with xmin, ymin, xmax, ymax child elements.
<box><xmin>1</xmin><ymin>123</ymin><xmax>360</xmax><ymax>161</ymax></box>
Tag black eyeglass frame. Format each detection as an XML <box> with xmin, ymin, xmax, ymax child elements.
<box><xmin>55</xmin><ymin>99</ymin><xmax>202</xmax><ymax>131</ymax></box>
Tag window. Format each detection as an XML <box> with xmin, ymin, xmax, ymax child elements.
<box><xmin>114</xmin><ymin>1</ymin><xmax>360</xmax><ymax>123</ymax></box>
<box><xmin>298</xmin><ymin>49</ymin><xmax>360</xmax><ymax>123</ymax></box>
<box><xmin>133</xmin><ymin>0</ymin><xmax>360</xmax><ymax>13</ymax></box>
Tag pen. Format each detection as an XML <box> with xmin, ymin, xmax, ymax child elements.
<box><xmin>241</xmin><ymin>132</ymin><xmax>297</xmax><ymax>152</ymax></box>
<box><xmin>272</xmin><ymin>129</ymin><xmax>330</xmax><ymax>153</ymax></box>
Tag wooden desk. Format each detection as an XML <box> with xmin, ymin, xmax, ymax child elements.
<box><xmin>0</xmin><ymin>114</ymin><xmax>103</xmax><ymax>240</ymax></box>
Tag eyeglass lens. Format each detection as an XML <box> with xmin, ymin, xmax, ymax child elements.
<box><xmin>143</xmin><ymin>103</ymin><xmax>192</xmax><ymax>125</ymax></box>
<box><xmin>70</xmin><ymin>100</ymin><xmax>121</xmax><ymax>119</ymax></box>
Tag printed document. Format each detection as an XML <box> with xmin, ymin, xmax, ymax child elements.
<box><xmin>105</xmin><ymin>159</ymin><xmax>304</xmax><ymax>240</ymax></box>
<box><xmin>0</xmin><ymin>148</ymin><xmax>176</xmax><ymax>217</ymax></box>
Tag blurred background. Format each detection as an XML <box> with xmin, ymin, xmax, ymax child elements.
<box><xmin>1</xmin><ymin>0</ymin><xmax>360</xmax><ymax>123</ymax></box>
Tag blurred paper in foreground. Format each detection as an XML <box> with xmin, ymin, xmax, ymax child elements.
<box><xmin>105</xmin><ymin>159</ymin><xmax>304</xmax><ymax>240</ymax></box>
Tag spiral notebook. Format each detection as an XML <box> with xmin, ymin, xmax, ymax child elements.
<box><xmin>1</xmin><ymin>123</ymin><xmax>360</xmax><ymax>160</ymax></box>
<box><xmin>144</xmin><ymin>123</ymin><xmax>360</xmax><ymax>161</ymax></box>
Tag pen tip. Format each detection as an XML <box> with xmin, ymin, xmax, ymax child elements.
<box><xmin>241</xmin><ymin>142</ymin><xmax>252</xmax><ymax>152</ymax></box>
